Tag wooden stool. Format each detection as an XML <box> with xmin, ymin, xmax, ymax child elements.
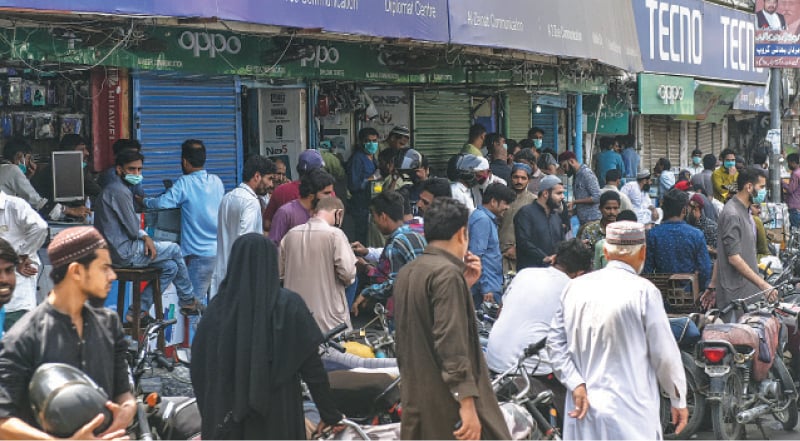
<box><xmin>113</xmin><ymin>266</ymin><xmax>165</xmax><ymax>351</ymax></box>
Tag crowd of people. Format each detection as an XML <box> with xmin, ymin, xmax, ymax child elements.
<box><xmin>0</xmin><ymin>123</ymin><xmax>786</xmax><ymax>439</ymax></box>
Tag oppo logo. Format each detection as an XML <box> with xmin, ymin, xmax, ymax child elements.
<box><xmin>300</xmin><ymin>46</ymin><xmax>340</xmax><ymax>67</ymax></box>
<box><xmin>657</xmin><ymin>84</ymin><xmax>685</xmax><ymax>105</ymax></box>
<box><xmin>178</xmin><ymin>31</ymin><xmax>241</xmax><ymax>58</ymax></box>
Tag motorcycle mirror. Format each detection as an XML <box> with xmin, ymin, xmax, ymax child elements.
<box><xmin>176</xmin><ymin>348</ymin><xmax>191</xmax><ymax>365</ymax></box>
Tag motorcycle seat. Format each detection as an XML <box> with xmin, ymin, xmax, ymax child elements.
<box><xmin>328</xmin><ymin>371</ymin><xmax>400</xmax><ymax>418</ymax></box>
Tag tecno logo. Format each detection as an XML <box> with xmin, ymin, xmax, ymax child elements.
<box><xmin>300</xmin><ymin>46</ymin><xmax>340</xmax><ymax>68</ymax></box>
<box><xmin>657</xmin><ymin>84</ymin><xmax>685</xmax><ymax>105</ymax></box>
<box><xmin>178</xmin><ymin>31</ymin><xmax>242</xmax><ymax>58</ymax></box>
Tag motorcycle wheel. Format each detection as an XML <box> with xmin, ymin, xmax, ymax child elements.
<box><xmin>710</xmin><ymin>370</ymin><xmax>746</xmax><ymax>440</ymax></box>
<box><xmin>661</xmin><ymin>352</ymin><xmax>706</xmax><ymax>440</ymax></box>
<box><xmin>770</xmin><ymin>357</ymin><xmax>798</xmax><ymax>431</ymax></box>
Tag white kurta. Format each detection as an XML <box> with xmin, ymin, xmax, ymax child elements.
<box><xmin>0</xmin><ymin>191</ymin><xmax>48</xmax><ymax>313</ymax></box>
<box><xmin>211</xmin><ymin>183</ymin><xmax>262</xmax><ymax>297</ymax></box>
<box><xmin>547</xmin><ymin>260</ymin><xmax>686</xmax><ymax>440</ymax></box>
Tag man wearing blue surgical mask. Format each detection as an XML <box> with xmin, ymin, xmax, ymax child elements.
<box><xmin>688</xmin><ymin>149</ymin><xmax>704</xmax><ymax>176</ymax></box>
<box><xmin>346</xmin><ymin>127</ymin><xmax>380</xmax><ymax>244</ymax></box>
<box><xmin>95</xmin><ymin>149</ymin><xmax>198</xmax><ymax>325</ymax></box>
<box><xmin>701</xmin><ymin>167</ymin><xmax>777</xmax><ymax>322</ymax></box>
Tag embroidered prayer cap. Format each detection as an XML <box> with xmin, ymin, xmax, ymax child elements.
<box><xmin>48</xmin><ymin>226</ymin><xmax>107</xmax><ymax>268</ymax></box>
<box><xmin>605</xmin><ymin>221</ymin><xmax>646</xmax><ymax>245</ymax></box>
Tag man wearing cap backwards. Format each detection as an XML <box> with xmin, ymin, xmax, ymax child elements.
<box><xmin>380</xmin><ymin>125</ymin><xmax>410</xmax><ymax>157</ymax></box>
<box><xmin>514</xmin><ymin>175</ymin><xmax>565</xmax><ymax>270</ymax></box>
<box><xmin>500</xmin><ymin>163</ymin><xmax>537</xmax><ymax>274</ymax></box>
<box><xmin>0</xmin><ymin>227</ymin><xmax>134</xmax><ymax>439</ymax></box>
<box><xmin>621</xmin><ymin>170</ymin><xmax>660</xmax><ymax>225</ymax></box>
<box><xmin>548</xmin><ymin>220</ymin><xmax>688</xmax><ymax>439</ymax></box>
<box><xmin>263</xmin><ymin>149</ymin><xmax>328</xmax><ymax>231</ymax></box>
<box><xmin>558</xmin><ymin>151</ymin><xmax>601</xmax><ymax>226</ymax></box>
<box><xmin>701</xmin><ymin>167</ymin><xmax>778</xmax><ymax>320</ymax></box>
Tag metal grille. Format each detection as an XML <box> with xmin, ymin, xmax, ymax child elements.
<box><xmin>643</xmin><ymin>115</ymin><xmax>681</xmax><ymax>170</ymax></box>
<box><xmin>133</xmin><ymin>72</ymin><xmax>243</xmax><ymax>196</ymax></box>
<box><xmin>506</xmin><ymin>90</ymin><xmax>532</xmax><ymax>142</ymax></box>
<box><xmin>413</xmin><ymin>90</ymin><xmax>471</xmax><ymax>174</ymax></box>
<box><xmin>532</xmin><ymin>106</ymin><xmax>559</xmax><ymax>152</ymax></box>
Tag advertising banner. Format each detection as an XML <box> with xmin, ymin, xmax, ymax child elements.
<box><xmin>0</xmin><ymin>26</ymin><xmax>465</xmax><ymax>84</ymax></box>
<box><xmin>676</xmin><ymin>81</ymin><xmax>741</xmax><ymax>123</ymax></box>
<box><xmin>638</xmin><ymin>73</ymin><xmax>695</xmax><ymax>115</ymax></box>
<box><xmin>362</xmin><ymin>89</ymin><xmax>411</xmax><ymax>142</ymax></box>
<box><xmin>753</xmin><ymin>0</ymin><xmax>800</xmax><ymax>67</ymax></box>
<box><xmin>633</xmin><ymin>0</ymin><xmax>767</xmax><ymax>83</ymax></box>
<box><xmin>259</xmin><ymin>88</ymin><xmax>306</xmax><ymax>179</ymax></box>
<box><xmin>449</xmin><ymin>0</ymin><xmax>642</xmax><ymax>72</ymax></box>
<box><xmin>90</xmin><ymin>67</ymin><xmax>129</xmax><ymax>171</ymax></box>
<box><xmin>584</xmin><ymin>96</ymin><xmax>630</xmax><ymax>135</ymax></box>
<box><xmin>733</xmin><ymin>85</ymin><xmax>770</xmax><ymax>112</ymax></box>
<box><xmin>1</xmin><ymin>0</ymin><xmax>449</xmax><ymax>43</ymax></box>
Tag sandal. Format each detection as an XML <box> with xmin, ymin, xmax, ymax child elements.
<box><xmin>180</xmin><ymin>299</ymin><xmax>206</xmax><ymax>316</ymax></box>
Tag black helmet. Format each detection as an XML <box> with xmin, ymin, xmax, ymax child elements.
<box><xmin>29</xmin><ymin>363</ymin><xmax>113</xmax><ymax>437</ymax></box>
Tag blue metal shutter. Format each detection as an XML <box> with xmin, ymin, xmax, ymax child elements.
<box><xmin>532</xmin><ymin>106</ymin><xmax>558</xmax><ymax>152</ymax></box>
<box><xmin>133</xmin><ymin>72</ymin><xmax>243</xmax><ymax>196</ymax></box>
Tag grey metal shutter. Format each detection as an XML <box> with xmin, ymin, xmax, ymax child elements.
<box><xmin>532</xmin><ymin>106</ymin><xmax>558</xmax><ymax>152</ymax></box>
<box><xmin>643</xmin><ymin>116</ymin><xmax>668</xmax><ymax>170</ymax></box>
<box><xmin>698</xmin><ymin>123</ymin><xmax>714</xmax><ymax>156</ymax></box>
<box><xmin>413</xmin><ymin>90</ymin><xmax>471</xmax><ymax>174</ymax></box>
<box><xmin>688</xmin><ymin>122</ymin><xmax>698</xmax><ymax>153</ymax></box>
<box><xmin>506</xmin><ymin>90</ymin><xmax>532</xmax><ymax>142</ymax></box>
<box><xmin>133</xmin><ymin>72</ymin><xmax>243</xmax><ymax>196</ymax></box>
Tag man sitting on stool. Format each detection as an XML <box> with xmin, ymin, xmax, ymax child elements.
<box><xmin>94</xmin><ymin>149</ymin><xmax>197</xmax><ymax>324</ymax></box>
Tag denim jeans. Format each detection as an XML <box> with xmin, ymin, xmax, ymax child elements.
<box><xmin>790</xmin><ymin>209</ymin><xmax>800</xmax><ymax>229</ymax></box>
<box><xmin>185</xmin><ymin>255</ymin><xmax>215</xmax><ymax>305</ymax></box>
<box><xmin>126</xmin><ymin>240</ymin><xmax>195</xmax><ymax>314</ymax></box>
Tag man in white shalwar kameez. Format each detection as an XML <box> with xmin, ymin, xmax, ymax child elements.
<box><xmin>547</xmin><ymin>221</ymin><xmax>687</xmax><ymax>440</ymax></box>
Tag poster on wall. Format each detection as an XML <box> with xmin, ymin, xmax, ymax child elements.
<box><xmin>362</xmin><ymin>89</ymin><xmax>411</xmax><ymax>141</ymax></box>
<box><xmin>319</xmin><ymin>112</ymin><xmax>353</xmax><ymax>162</ymax></box>
<box><xmin>754</xmin><ymin>0</ymin><xmax>800</xmax><ymax>67</ymax></box>
<box><xmin>259</xmin><ymin>88</ymin><xmax>306</xmax><ymax>178</ymax></box>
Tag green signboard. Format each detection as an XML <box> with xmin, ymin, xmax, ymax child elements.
<box><xmin>638</xmin><ymin>73</ymin><xmax>694</xmax><ymax>115</ymax></box>
<box><xmin>559</xmin><ymin>75</ymin><xmax>608</xmax><ymax>94</ymax></box>
<box><xmin>675</xmin><ymin>82</ymin><xmax>741</xmax><ymax>125</ymax></box>
<box><xmin>584</xmin><ymin>95</ymin><xmax>629</xmax><ymax>135</ymax></box>
<box><xmin>0</xmin><ymin>26</ymin><xmax>466</xmax><ymax>84</ymax></box>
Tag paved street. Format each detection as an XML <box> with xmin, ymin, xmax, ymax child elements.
<box><xmin>695</xmin><ymin>419</ymin><xmax>798</xmax><ymax>440</ymax></box>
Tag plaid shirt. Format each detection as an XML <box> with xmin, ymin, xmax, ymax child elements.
<box><xmin>362</xmin><ymin>224</ymin><xmax>427</xmax><ymax>301</ymax></box>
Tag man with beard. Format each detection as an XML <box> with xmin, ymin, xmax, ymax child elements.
<box><xmin>269</xmin><ymin>168</ymin><xmax>335</xmax><ymax>246</ymax></box>
<box><xmin>687</xmin><ymin>193</ymin><xmax>718</xmax><ymax>259</ymax></box>
<box><xmin>0</xmin><ymin>227</ymin><xmax>133</xmax><ymax>439</ymax></box>
<box><xmin>702</xmin><ymin>168</ymin><xmax>778</xmax><ymax>320</ymax></box>
<box><xmin>514</xmin><ymin>175</ymin><xmax>565</xmax><ymax>270</ymax></box>
<box><xmin>0</xmin><ymin>238</ymin><xmax>17</xmax><ymax>337</ymax></box>
<box><xmin>621</xmin><ymin>170</ymin><xmax>659</xmax><ymax>225</ymax></box>
<box><xmin>213</xmin><ymin>155</ymin><xmax>277</xmax><ymax>296</ymax></box>
<box><xmin>514</xmin><ymin>149</ymin><xmax>543</xmax><ymax>194</ymax></box>
<box><xmin>757</xmin><ymin>0</ymin><xmax>786</xmax><ymax>30</ymax></box>
<box><xmin>143</xmin><ymin>139</ymin><xmax>225</xmax><ymax>311</ymax></box>
<box><xmin>579</xmin><ymin>191</ymin><xmax>620</xmax><ymax>251</ymax></box>
<box><xmin>500</xmin><ymin>163</ymin><xmax>537</xmax><ymax>274</ymax></box>
<box><xmin>558</xmin><ymin>151</ymin><xmax>601</xmax><ymax>226</ymax></box>
<box><xmin>0</xmin><ymin>189</ymin><xmax>47</xmax><ymax>332</ymax></box>
<box><xmin>548</xmin><ymin>221</ymin><xmax>687</xmax><ymax>439</ymax></box>
<box><xmin>468</xmin><ymin>183</ymin><xmax>516</xmax><ymax>306</ymax></box>
<box><xmin>642</xmin><ymin>189</ymin><xmax>713</xmax><ymax>301</ymax></box>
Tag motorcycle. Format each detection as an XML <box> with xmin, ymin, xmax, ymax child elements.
<box><xmin>694</xmin><ymin>287</ymin><xmax>799</xmax><ymax>439</ymax></box>
<box><xmin>127</xmin><ymin>318</ymin><xmax>201</xmax><ymax>440</ymax></box>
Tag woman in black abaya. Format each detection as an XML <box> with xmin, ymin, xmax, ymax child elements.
<box><xmin>191</xmin><ymin>233</ymin><xmax>342</xmax><ymax>439</ymax></box>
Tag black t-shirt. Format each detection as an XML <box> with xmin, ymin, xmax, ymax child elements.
<box><xmin>0</xmin><ymin>301</ymin><xmax>130</xmax><ymax>427</ymax></box>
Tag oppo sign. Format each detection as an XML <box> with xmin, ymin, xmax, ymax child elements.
<box><xmin>178</xmin><ymin>31</ymin><xmax>242</xmax><ymax>58</ymax></box>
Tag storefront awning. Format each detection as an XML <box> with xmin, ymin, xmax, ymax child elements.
<box><xmin>448</xmin><ymin>0</ymin><xmax>642</xmax><ymax>72</ymax></box>
<box><xmin>0</xmin><ymin>0</ymin><xmax>451</xmax><ymax>43</ymax></box>
<box><xmin>676</xmin><ymin>81</ymin><xmax>741</xmax><ymax>124</ymax></box>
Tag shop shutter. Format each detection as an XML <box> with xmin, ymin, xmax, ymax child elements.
<box><xmin>643</xmin><ymin>116</ymin><xmax>668</xmax><ymax>170</ymax></box>
<box><xmin>688</xmin><ymin>122</ymin><xmax>698</xmax><ymax>152</ymax></box>
<box><xmin>133</xmin><ymin>72</ymin><xmax>243</xmax><ymax>196</ymax></box>
<box><xmin>698</xmin><ymin>123</ymin><xmax>715</xmax><ymax>156</ymax></box>
<box><xmin>506</xmin><ymin>90</ymin><xmax>532</xmax><ymax>142</ymax></box>
<box><xmin>532</xmin><ymin>106</ymin><xmax>559</xmax><ymax>152</ymax></box>
<box><xmin>413</xmin><ymin>90</ymin><xmax>471</xmax><ymax>174</ymax></box>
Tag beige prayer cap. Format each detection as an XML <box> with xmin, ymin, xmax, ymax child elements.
<box><xmin>47</xmin><ymin>226</ymin><xmax>107</xmax><ymax>268</ymax></box>
<box><xmin>605</xmin><ymin>221</ymin><xmax>646</xmax><ymax>245</ymax></box>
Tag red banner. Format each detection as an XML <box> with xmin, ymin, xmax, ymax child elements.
<box><xmin>91</xmin><ymin>67</ymin><xmax>129</xmax><ymax>171</ymax></box>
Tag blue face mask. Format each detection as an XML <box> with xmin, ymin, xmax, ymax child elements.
<box><xmin>364</xmin><ymin>141</ymin><xmax>379</xmax><ymax>155</ymax></box>
<box><xmin>533</xmin><ymin>139</ymin><xmax>543</xmax><ymax>149</ymax></box>
<box><xmin>124</xmin><ymin>174</ymin><xmax>143</xmax><ymax>186</ymax></box>
<box><xmin>692</xmin><ymin>156</ymin><xmax>702</xmax><ymax>165</ymax></box>
<box><xmin>82</xmin><ymin>161</ymin><xmax>88</xmax><ymax>169</ymax></box>
<box><xmin>17</xmin><ymin>163</ymin><xmax>26</xmax><ymax>174</ymax></box>
<box><xmin>753</xmin><ymin>188</ymin><xmax>767</xmax><ymax>204</ymax></box>
<box><xmin>723</xmin><ymin>160</ymin><xmax>736</xmax><ymax>169</ymax></box>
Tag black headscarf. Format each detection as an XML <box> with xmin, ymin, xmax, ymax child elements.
<box><xmin>191</xmin><ymin>233</ymin><xmax>323</xmax><ymax>438</ymax></box>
